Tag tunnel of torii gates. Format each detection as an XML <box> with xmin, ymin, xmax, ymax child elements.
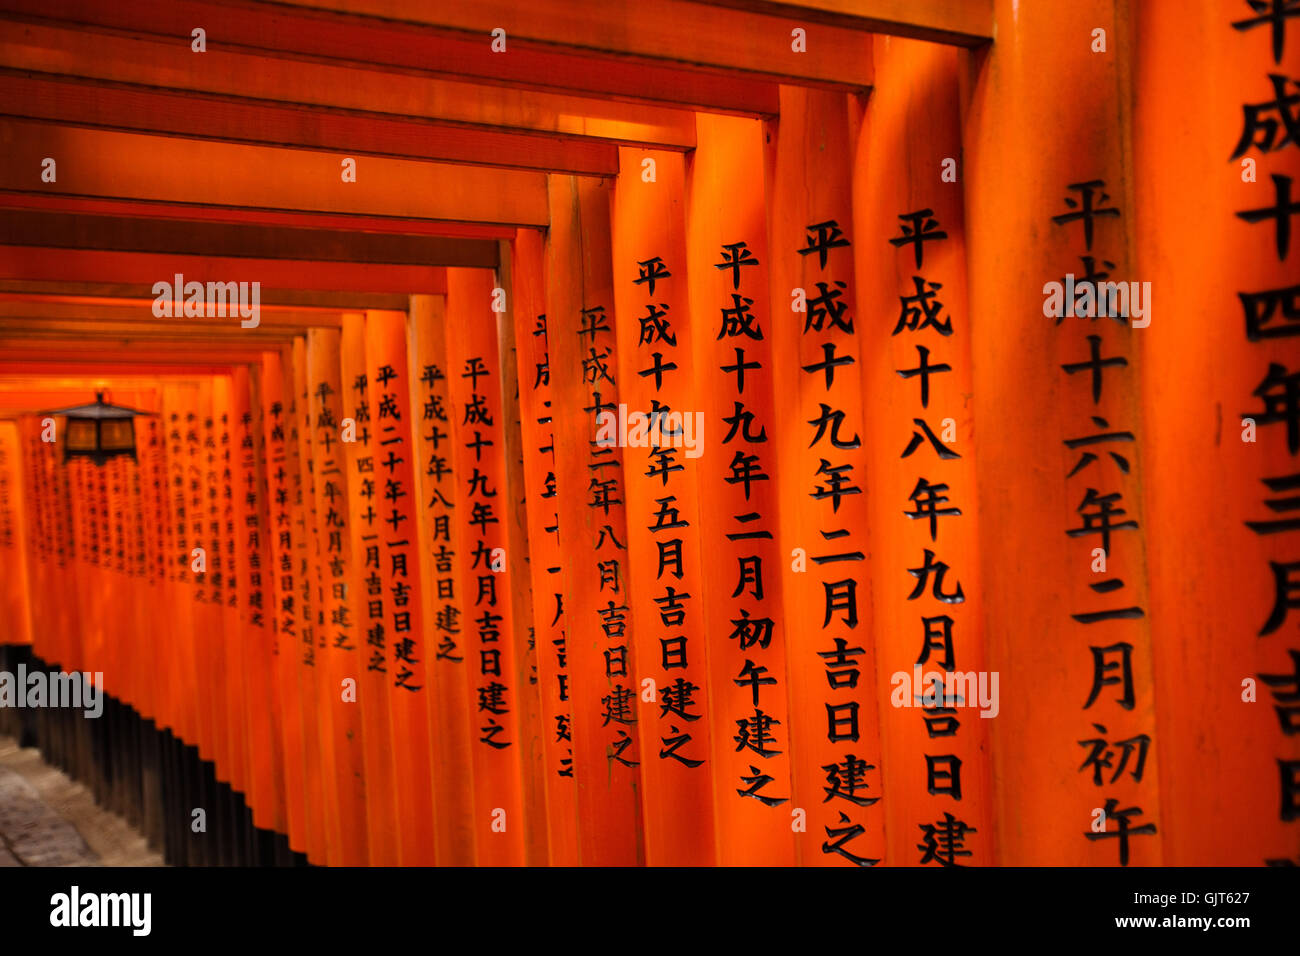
<box><xmin>0</xmin><ymin>0</ymin><xmax>1295</xmax><ymax>869</ymax></box>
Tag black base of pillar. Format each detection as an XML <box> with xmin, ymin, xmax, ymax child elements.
<box><xmin>0</xmin><ymin>645</ymin><xmax>310</xmax><ymax>867</ymax></box>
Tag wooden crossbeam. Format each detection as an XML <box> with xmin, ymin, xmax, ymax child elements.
<box><xmin>273</xmin><ymin>0</ymin><xmax>878</xmax><ymax>85</ymax></box>
<box><xmin>0</xmin><ymin>361</ymin><xmax>248</xmax><ymax>376</ymax></box>
<box><xmin>695</xmin><ymin>0</ymin><xmax>992</xmax><ymax>46</ymax></box>
<box><xmin>0</xmin><ymin>209</ymin><xmax>500</xmax><ymax>268</ymax></box>
<box><xmin>0</xmin><ymin>195</ymin><xmax>517</xmax><ymax>241</ymax></box>
<box><xmin>0</xmin><ymin>297</ymin><xmax>343</xmax><ymax>328</ymax></box>
<box><xmin>0</xmin><ymin>321</ymin><xmax>299</xmax><ymax>342</ymax></box>
<box><xmin>0</xmin><ymin>281</ymin><xmax>412</xmax><ymax>311</ymax></box>
<box><xmin>0</xmin><ymin>339</ymin><xmax>280</xmax><ymax>363</ymax></box>
<box><xmin>0</xmin><ymin>71</ymin><xmax>620</xmax><ymax>176</ymax></box>
<box><xmin>0</xmin><ymin>247</ymin><xmax>450</xmax><ymax>295</ymax></box>
<box><xmin>0</xmin><ymin>119</ymin><xmax>548</xmax><ymax>227</ymax></box>
<box><xmin>0</xmin><ymin>21</ymin><xmax>698</xmax><ymax>148</ymax></box>
<box><xmin>0</xmin><ymin>0</ymin><xmax>779</xmax><ymax>114</ymax></box>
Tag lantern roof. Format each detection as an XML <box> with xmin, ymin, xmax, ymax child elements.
<box><xmin>40</xmin><ymin>391</ymin><xmax>153</xmax><ymax>420</ymax></box>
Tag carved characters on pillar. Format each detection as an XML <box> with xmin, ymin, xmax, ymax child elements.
<box><xmin>419</xmin><ymin>362</ymin><xmax>462</xmax><ymax>666</ymax></box>
<box><xmin>888</xmin><ymin>208</ymin><xmax>979</xmax><ymax>866</ymax></box>
<box><xmin>1231</xmin><ymin>0</ymin><xmax>1300</xmax><ymax>852</ymax></box>
<box><xmin>1048</xmin><ymin>179</ymin><xmax>1157</xmax><ymax>865</ymax></box>
<box><xmin>795</xmin><ymin>218</ymin><xmax>879</xmax><ymax>866</ymax></box>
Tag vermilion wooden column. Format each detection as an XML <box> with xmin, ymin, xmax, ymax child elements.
<box><xmin>160</xmin><ymin>387</ymin><xmax>192</xmax><ymax>742</ymax></box>
<box><xmin>1135</xmin><ymin>0</ymin><xmax>1300</xmax><ymax>864</ymax></box>
<box><xmin>170</xmin><ymin>382</ymin><xmax>203</xmax><ymax>750</ymax></box>
<box><xmin>260</xmin><ymin>352</ymin><xmax>310</xmax><ymax>854</ymax></box>
<box><xmin>510</xmin><ymin>227</ymin><xmax>582</xmax><ymax>864</ymax></box>
<box><xmin>547</xmin><ymin>173</ymin><xmax>645</xmax><ymax>865</ymax></box>
<box><xmin>213</xmin><ymin>375</ymin><xmax>249</xmax><ymax>796</ymax></box>
<box><xmin>767</xmin><ymin>87</ymin><xmax>886</xmax><ymax>867</ymax></box>
<box><xmin>194</xmin><ymin>377</ymin><xmax>226</xmax><ymax>771</ymax></box>
<box><xmin>495</xmin><ymin>243</ymin><xmax>550</xmax><ymax>867</ymax></box>
<box><xmin>126</xmin><ymin>390</ymin><xmax>159</xmax><ymax>730</ymax></box>
<box><xmin>611</xmin><ymin>146</ymin><xmax>716</xmax><ymax>864</ymax></box>
<box><xmin>366</xmin><ymin>308</ymin><xmax>438</xmax><ymax>865</ymax></box>
<box><xmin>962</xmin><ymin>0</ymin><xmax>1162</xmax><ymax>865</ymax></box>
<box><xmin>408</xmin><ymin>292</ymin><xmax>477</xmax><ymax>865</ymax></box>
<box><xmin>64</xmin><ymin>450</ymin><xmax>89</xmax><ymax>676</ymax></box>
<box><xmin>308</xmin><ymin>327</ymin><xmax>369</xmax><ymax>866</ymax></box>
<box><xmin>141</xmin><ymin>408</ymin><xmax>170</xmax><ymax>729</ymax></box>
<box><xmin>445</xmin><ymin>267</ymin><xmax>527</xmax><ymax>864</ymax></box>
<box><xmin>854</xmin><ymin>38</ymin><xmax>994</xmax><ymax>866</ymax></box>
<box><xmin>15</xmin><ymin>419</ymin><xmax>46</xmax><ymax>654</ymax></box>
<box><xmin>0</xmin><ymin>422</ymin><xmax>32</xmax><ymax>647</ymax></box>
<box><xmin>291</xmin><ymin>337</ymin><xmax>331</xmax><ymax>863</ymax></box>
<box><xmin>339</xmin><ymin>311</ymin><xmax>400</xmax><ymax>865</ymax></box>
<box><xmin>76</xmin><ymin>435</ymin><xmax>105</xmax><ymax>686</ymax></box>
<box><xmin>235</xmin><ymin>362</ymin><xmax>285</xmax><ymax>834</ymax></box>
<box><xmin>686</xmin><ymin>113</ymin><xmax>798</xmax><ymax>865</ymax></box>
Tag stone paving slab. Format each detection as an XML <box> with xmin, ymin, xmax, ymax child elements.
<box><xmin>0</xmin><ymin>736</ymin><xmax>163</xmax><ymax>867</ymax></box>
<box><xmin>0</xmin><ymin>765</ymin><xmax>99</xmax><ymax>866</ymax></box>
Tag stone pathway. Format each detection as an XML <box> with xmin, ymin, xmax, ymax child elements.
<box><xmin>0</xmin><ymin>736</ymin><xmax>163</xmax><ymax>867</ymax></box>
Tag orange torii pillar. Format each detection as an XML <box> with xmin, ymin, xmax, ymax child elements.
<box><xmin>1135</xmin><ymin>1</ymin><xmax>1300</xmax><ymax>864</ymax></box>
<box><xmin>962</xmin><ymin>0</ymin><xmax>1162</xmax><ymax>865</ymax></box>
<box><xmin>444</xmin><ymin>267</ymin><xmax>527</xmax><ymax>865</ymax></box>
<box><xmin>235</xmin><ymin>362</ymin><xmax>288</xmax><ymax>838</ymax></box>
<box><xmin>365</xmin><ymin>308</ymin><xmax>439</xmax><ymax>865</ymax></box>
<box><xmin>338</xmin><ymin>311</ymin><xmax>400</xmax><ymax>865</ymax></box>
<box><xmin>140</xmin><ymin>408</ymin><xmax>170</xmax><ymax>734</ymax></box>
<box><xmin>766</xmin><ymin>87</ymin><xmax>886</xmax><ymax>867</ymax></box>
<box><xmin>0</xmin><ymin>421</ymin><xmax>33</xmax><ymax>646</ymax></box>
<box><xmin>493</xmin><ymin>245</ymin><xmax>550</xmax><ymax>868</ymax></box>
<box><xmin>547</xmin><ymin>174</ymin><xmax>645</xmax><ymax>865</ymax></box>
<box><xmin>684</xmin><ymin>114</ymin><xmax>797</xmax><ymax>865</ymax></box>
<box><xmin>509</xmin><ymin>227</ymin><xmax>582</xmax><ymax>865</ymax></box>
<box><xmin>213</xmin><ymin>376</ymin><xmax>250</xmax><ymax>806</ymax></box>
<box><xmin>307</xmin><ymin>327</ymin><xmax>370</xmax><ymax>866</ymax></box>
<box><xmin>168</xmin><ymin>382</ymin><xmax>205</xmax><ymax>760</ymax></box>
<box><xmin>854</xmin><ymin>38</ymin><xmax>995</xmax><ymax>866</ymax></box>
<box><xmin>408</xmin><ymin>292</ymin><xmax>477</xmax><ymax>866</ymax></box>
<box><xmin>157</xmin><ymin>389</ymin><xmax>192</xmax><ymax>750</ymax></box>
<box><xmin>193</xmin><ymin>378</ymin><xmax>227</xmax><ymax>781</ymax></box>
<box><xmin>259</xmin><ymin>352</ymin><xmax>311</xmax><ymax>857</ymax></box>
<box><xmin>612</xmin><ymin>146</ymin><xmax>717</xmax><ymax>865</ymax></box>
<box><xmin>291</xmin><ymin>337</ymin><xmax>333</xmax><ymax>864</ymax></box>
<box><xmin>14</xmin><ymin>420</ymin><xmax>48</xmax><ymax>658</ymax></box>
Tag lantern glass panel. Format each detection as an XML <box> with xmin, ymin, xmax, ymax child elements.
<box><xmin>100</xmin><ymin>420</ymin><xmax>134</xmax><ymax>451</ymax></box>
<box><xmin>65</xmin><ymin>419</ymin><xmax>97</xmax><ymax>451</ymax></box>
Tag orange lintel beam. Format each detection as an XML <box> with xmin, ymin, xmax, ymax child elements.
<box><xmin>0</xmin><ymin>297</ymin><xmax>343</xmax><ymax>329</ymax></box>
<box><xmin>0</xmin><ymin>71</ymin><xmax>620</xmax><ymax>177</ymax></box>
<box><xmin>0</xmin><ymin>281</ymin><xmax>412</xmax><ymax>312</ymax></box>
<box><xmin>0</xmin><ymin>194</ymin><xmax>517</xmax><ymax>241</ymax></box>
<box><xmin>275</xmin><ymin>0</ymin><xmax>873</xmax><ymax>87</ymax></box>
<box><xmin>696</xmin><ymin>0</ymin><xmax>992</xmax><ymax>46</ymax></box>
<box><xmin>0</xmin><ymin>321</ymin><xmax>299</xmax><ymax>342</ymax></box>
<box><xmin>0</xmin><ymin>22</ymin><xmax>697</xmax><ymax>149</ymax></box>
<box><xmin>0</xmin><ymin>340</ymin><xmax>274</xmax><ymax>363</ymax></box>
<box><xmin>0</xmin><ymin>0</ymin><xmax>778</xmax><ymax>115</ymax></box>
<box><xmin>0</xmin><ymin>209</ymin><xmax>500</xmax><ymax>268</ymax></box>
<box><xmin>0</xmin><ymin>248</ymin><xmax>450</xmax><ymax>295</ymax></box>
<box><xmin>0</xmin><ymin>119</ymin><xmax>548</xmax><ymax>228</ymax></box>
<box><xmin>0</xmin><ymin>362</ymin><xmax>243</xmax><ymax>377</ymax></box>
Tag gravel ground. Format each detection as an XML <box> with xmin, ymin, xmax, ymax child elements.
<box><xmin>0</xmin><ymin>735</ymin><xmax>163</xmax><ymax>867</ymax></box>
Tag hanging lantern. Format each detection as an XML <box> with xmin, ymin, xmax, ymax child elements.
<box><xmin>42</xmin><ymin>392</ymin><xmax>150</xmax><ymax>465</ymax></box>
